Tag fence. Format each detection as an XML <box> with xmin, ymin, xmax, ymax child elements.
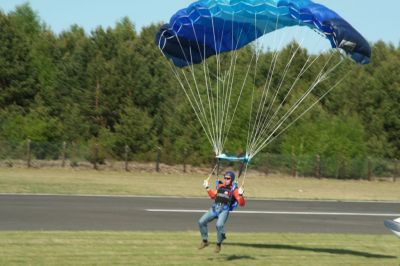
<box><xmin>0</xmin><ymin>139</ymin><xmax>398</xmax><ymax>181</ymax></box>
<box><xmin>0</xmin><ymin>139</ymin><xmax>177</xmax><ymax>172</ymax></box>
<box><xmin>250</xmin><ymin>153</ymin><xmax>399</xmax><ymax>181</ymax></box>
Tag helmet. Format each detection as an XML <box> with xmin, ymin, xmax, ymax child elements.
<box><xmin>224</xmin><ymin>171</ymin><xmax>236</xmax><ymax>182</ymax></box>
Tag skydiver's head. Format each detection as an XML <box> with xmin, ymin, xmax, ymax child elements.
<box><xmin>224</xmin><ymin>171</ymin><xmax>235</xmax><ymax>186</ymax></box>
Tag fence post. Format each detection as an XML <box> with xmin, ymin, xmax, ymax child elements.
<box><xmin>124</xmin><ymin>145</ymin><xmax>129</xmax><ymax>172</ymax></box>
<box><xmin>342</xmin><ymin>160</ymin><xmax>347</xmax><ymax>180</ymax></box>
<box><xmin>61</xmin><ymin>141</ymin><xmax>66</xmax><ymax>168</ymax></box>
<box><xmin>156</xmin><ymin>147</ymin><xmax>161</xmax><ymax>172</ymax></box>
<box><xmin>337</xmin><ymin>155</ymin><xmax>345</xmax><ymax>179</ymax></box>
<box><xmin>27</xmin><ymin>139</ymin><xmax>31</xmax><ymax>168</ymax></box>
<box><xmin>291</xmin><ymin>149</ymin><xmax>297</xmax><ymax>178</ymax></box>
<box><xmin>315</xmin><ymin>154</ymin><xmax>321</xmax><ymax>179</ymax></box>
<box><xmin>93</xmin><ymin>143</ymin><xmax>99</xmax><ymax>170</ymax></box>
<box><xmin>367</xmin><ymin>158</ymin><xmax>372</xmax><ymax>181</ymax></box>
<box><xmin>183</xmin><ymin>148</ymin><xmax>187</xmax><ymax>173</ymax></box>
<box><xmin>394</xmin><ymin>159</ymin><xmax>399</xmax><ymax>183</ymax></box>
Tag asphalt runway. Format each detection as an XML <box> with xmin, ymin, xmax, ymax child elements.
<box><xmin>0</xmin><ymin>194</ymin><xmax>399</xmax><ymax>234</ymax></box>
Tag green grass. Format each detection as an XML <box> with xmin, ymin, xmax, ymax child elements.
<box><xmin>0</xmin><ymin>231</ymin><xmax>398</xmax><ymax>266</ymax></box>
<box><xmin>1</xmin><ymin>168</ymin><xmax>400</xmax><ymax>201</ymax></box>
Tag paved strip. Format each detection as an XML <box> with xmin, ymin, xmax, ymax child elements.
<box><xmin>146</xmin><ymin>209</ymin><xmax>400</xmax><ymax>217</ymax></box>
<box><xmin>0</xmin><ymin>195</ymin><xmax>398</xmax><ymax>234</ymax></box>
<box><xmin>2</xmin><ymin>193</ymin><xmax>400</xmax><ymax>204</ymax></box>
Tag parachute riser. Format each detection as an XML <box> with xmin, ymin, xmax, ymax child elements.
<box><xmin>214</xmin><ymin>153</ymin><xmax>251</xmax><ymax>188</ymax></box>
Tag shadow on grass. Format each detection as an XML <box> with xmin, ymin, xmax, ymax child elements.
<box><xmin>207</xmin><ymin>254</ymin><xmax>256</xmax><ymax>262</ymax></box>
<box><xmin>224</xmin><ymin>254</ymin><xmax>256</xmax><ymax>261</ymax></box>
<box><xmin>225</xmin><ymin>243</ymin><xmax>397</xmax><ymax>259</ymax></box>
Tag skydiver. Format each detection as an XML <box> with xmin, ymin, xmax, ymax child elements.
<box><xmin>198</xmin><ymin>171</ymin><xmax>245</xmax><ymax>253</ymax></box>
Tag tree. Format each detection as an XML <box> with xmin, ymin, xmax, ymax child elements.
<box><xmin>113</xmin><ymin>105</ymin><xmax>155</xmax><ymax>159</ymax></box>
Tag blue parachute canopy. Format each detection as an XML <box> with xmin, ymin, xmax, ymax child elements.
<box><xmin>156</xmin><ymin>0</ymin><xmax>371</xmax><ymax>67</ymax></box>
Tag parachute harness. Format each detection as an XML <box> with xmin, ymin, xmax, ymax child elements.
<box><xmin>205</xmin><ymin>155</ymin><xmax>251</xmax><ymax>218</ymax></box>
<box><xmin>209</xmin><ymin>157</ymin><xmax>247</xmax><ymax>217</ymax></box>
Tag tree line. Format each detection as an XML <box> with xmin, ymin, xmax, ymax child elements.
<box><xmin>0</xmin><ymin>4</ymin><xmax>399</xmax><ymax>169</ymax></box>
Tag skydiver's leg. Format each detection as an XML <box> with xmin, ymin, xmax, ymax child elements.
<box><xmin>198</xmin><ymin>207</ymin><xmax>216</xmax><ymax>242</ymax></box>
<box><xmin>215</xmin><ymin>209</ymin><xmax>230</xmax><ymax>244</ymax></box>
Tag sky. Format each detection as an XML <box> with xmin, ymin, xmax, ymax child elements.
<box><xmin>0</xmin><ymin>0</ymin><xmax>399</xmax><ymax>46</ymax></box>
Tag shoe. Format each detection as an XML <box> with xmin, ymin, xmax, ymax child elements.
<box><xmin>198</xmin><ymin>240</ymin><xmax>209</xmax><ymax>250</ymax></box>
<box><xmin>214</xmin><ymin>243</ymin><xmax>221</xmax><ymax>253</ymax></box>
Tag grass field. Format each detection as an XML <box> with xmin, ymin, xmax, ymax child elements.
<box><xmin>0</xmin><ymin>231</ymin><xmax>398</xmax><ymax>266</ymax></box>
<box><xmin>0</xmin><ymin>168</ymin><xmax>399</xmax><ymax>201</ymax></box>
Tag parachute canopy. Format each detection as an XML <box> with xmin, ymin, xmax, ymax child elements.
<box><xmin>156</xmin><ymin>0</ymin><xmax>371</xmax><ymax>67</ymax></box>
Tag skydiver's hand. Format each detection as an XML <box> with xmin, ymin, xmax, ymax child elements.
<box><xmin>203</xmin><ymin>180</ymin><xmax>210</xmax><ymax>189</ymax></box>
<box><xmin>238</xmin><ymin>187</ymin><xmax>244</xmax><ymax>196</ymax></box>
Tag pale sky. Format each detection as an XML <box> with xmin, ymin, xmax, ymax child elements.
<box><xmin>0</xmin><ymin>0</ymin><xmax>399</xmax><ymax>46</ymax></box>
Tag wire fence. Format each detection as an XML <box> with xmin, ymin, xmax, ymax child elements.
<box><xmin>0</xmin><ymin>139</ymin><xmax>398</xmax><ymax>181</ymax></box>
<box><xmin>250</xmin><ymin>153</ymin><xmax>399</xmax><ymax>181</ymax></box>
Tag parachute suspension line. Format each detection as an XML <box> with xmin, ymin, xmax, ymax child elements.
<box><xmin>248</xmin><ymin>37</ymin><xmax>305</xmax><ymax>155</ymax></box>
<box><xmin>210</xmin><ymin>15</ymin><xmax>220</xmax><ymax>154</ymax></box>
<box><xmin>215</xmin><ymin>13</ymin><xmax>251</xmax><ymax>156</ymax></box>
<box><xmin>248</xmin><ymin>53</ymin><xmax>322</xmax><ymax>155</ymax></box>
<box><xmin>189</xmin><ymin>21</ymin><xmax>220</xmax><ymax>154</ymax></box>
<box><xmin>171</xmin><ymin>11</ymin><xmax>253</xmax><ymax>156</ymax></box>
<box><xmin>247</xmin><ymin>50</ymin><xmax>278</xmax><ymax>154</ymax></box>
<box><xmin>221</xmin><ymin>18</ymin><xmax>250</xmax><ymax>150</ymax></box>
<box><xmin>220</xmin><ymin>16</ymin><xmax>238</xmax><ymax>154</ymax></box>
<box><xmin>197</xmin><ymin>14</ymin><xmax>242</xmax><ymax>155</ymax></box>
<box><xmin>247</xmin><ymin>41</ymin><xmax>320</xmax><ymax>155</ymax></box>
<box><xmin>212</xmin><ymin>11</ymin><xmax>256</xmax><ymax>155</ymax></box>
<box><xmin>250</xmin><ymin>39</ymin><xmax>311</xmax><ymax>156</ymax></box>
<box><xmin>239</xmin><ymin>162</ymin><xmax>250</xmax><ymax>188</ymax></box>
<box><xmin>250</xmin><ymin>55</ymin><xmax>336</xmax><ymax>156</ymax></box>
<box><xmin>168</xmin><ymin>31</ymin><xmax>218</xmax><ymax>153</ymax></box>
<box><xmin>199</xmin><ymin>40</ymin><xmax>230</xmax><ymax>156</ymax></box>
<box><xmin>250</xmin><ymin>54</ymin><xmax>345</xmax><ymax>157</ymax></box>
<box><xmin>180</xmin><ymin>56</ymin><xmax>216</xmax><ymax>152</ymax></box>
<box><xmin>250</xmin><ymin>22</ymin><xmax>285</xmax><ymax>151</ymax></box>
<box><xmin>207</xmin><ymin>163</ymin><xmax>219</xmax><ymax>183</ymax></box>
<box><xmin>248</xmin><ymin>20</ymin><xmax>311</xmax><ymax>156</ymax></box>
<box><xmin>259</xmin><ymin>70</ymin><xmax>350</xmax><ymax>150</ymax></box>
<box><xmin>217</xmin><ymin>20</ymin><xmax>230</xmax><ymax>156</ymax></box>
<box><xmin>162</xmin><ymin>54</ymin><xmax>214</xmax><ymax>149</ymax></box>
<box><xmin>170</xmin><ymin>18</ymin><xmax>225</xmax><ymax>155</ymax></box>
<box><xmin>211</xmin><ymin>14</ymin><xmax>225</xmax><ymax>155</ymax></box>
<box><xmin>252</xmin><ymin>62</ymin><xmax>347</xmax><ymax>156</ymax></box>
<box><xmin>187</xmin><ymin>48</ymin><xmax>213</xmax><ymax>139</ymax></box>
<box><xmin>202</xmin><ymin>38</ymin><xmax>219</xmax><ymax>154</ymax></box>
<box><xmin>244</xmin><ymin>13</ymin><xmax>264</xmax><ymax>155</ymax></box>
<box><xmin>247</xmin><ymin>15</ymin><xmax>286</xmax><ymax>158</ymax></box>
<box><xmin>220</xmin><ymin>49</ymin><xmax>240</xmax><ymax>149</ymax></box>
<box><xmin>247</xmin><ymin>23</ymin><xmax>341</xmax><ymax>158</ymax></box>
<box><xmin>223</xmin><ymin>51</ymin><xmax>256</xmax><ymax>151</ymax></box>
<box><xmin>206</xmin><ymin>52</ymin><xmax>222</xmax><ymax>154</ymax></box>
<box><xmin>245</xmin><ymin>14</ymin><xmax>274</xmax><ymax>156</ymax></box>
<box><xmin>246</xmin><ymin>13</ymin><xmax>273</xmax><ymax>156</ymax></box>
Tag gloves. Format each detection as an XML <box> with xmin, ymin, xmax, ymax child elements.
<box><xmin>203</xmin><ymin>180</ymin><xmax>210</xmax><ymax>189</ymax></box>
<box><xmin>238</xmin><ymin>187</ymin><xmax>244</xmax><ymax>196</ymax></box>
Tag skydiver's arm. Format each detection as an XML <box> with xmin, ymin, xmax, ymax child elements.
<box><xmin>233</xmin><ymin>189</ymin><xmax>245</xmax><ymax>206</ymax></box>
<box><xmin>207</xmin><ymin>188</ymin><xmax>217</xmax><ymax>199</ymax></box>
